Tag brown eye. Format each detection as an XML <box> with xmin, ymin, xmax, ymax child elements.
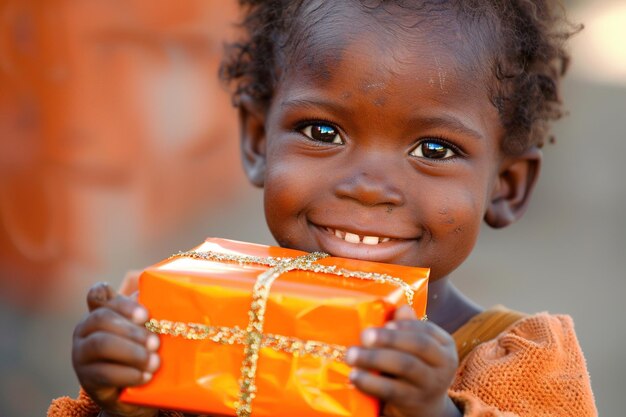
<box><xmin>301</xmin><ymin>123</ymin><xmax>343</xmax><ymax>144</ymax></box>
<box><xmin>411</xmin><ymin>140</ymin><xmax>455</xmax><ymax>159</ymax></box>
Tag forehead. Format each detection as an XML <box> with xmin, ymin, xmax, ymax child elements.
<box><xmin>282</xmin><ymin>1</ymin><xmax>493</xmax><ymax>88</ymax></box>
<box><xmin>271</xmin><ymin>1</ymin><xmax>503</xmax><ymax>148</ymax></box>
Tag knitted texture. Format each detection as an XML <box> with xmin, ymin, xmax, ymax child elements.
<box><xmin>47</xmin><ymin>389</ymin><xmax>100</xmax><ymax>417</ymax></box>
<box><xmin>449</xmin><ymin>313</ymin><xmax>597</xmax><ymax>416</ymax></box>
<box><xmin>47</xmin><ymin>388</ymin><xmax>184</xmax><ymax>417</ymax></box>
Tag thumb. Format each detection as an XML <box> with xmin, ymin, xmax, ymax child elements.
<box><xmin>393</xmin><ymin>304</ymin><xmax>417</xmax><ymax>321</ymax></box>
<box><xmin>86</xmin><ymin>282</ymin><xmax>116</xmax><ymax>312</ymax></box>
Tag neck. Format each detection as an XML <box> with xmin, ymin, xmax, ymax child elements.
<box><xmin>426</xmin><ymin>276</ymin><xmax>483</xmax><ymax>335</ymax></box>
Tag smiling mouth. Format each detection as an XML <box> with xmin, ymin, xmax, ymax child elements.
<box><xmin>323</xmin><ymin>227</ymin><xmax>392</xmax><ymax>245</ymax></box>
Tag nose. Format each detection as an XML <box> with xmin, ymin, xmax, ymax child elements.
<box><xmin>334</xmin><ymin>170</ymin><xmax>405</xmax><ymax>207</ymax></box>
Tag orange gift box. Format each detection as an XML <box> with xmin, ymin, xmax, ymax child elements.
<box><xmin>120</xmin><ymin>238</ymin><xmax>429</xmax><ymax>417</ymax></box>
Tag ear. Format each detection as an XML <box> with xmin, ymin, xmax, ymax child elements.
<box><xmin>484</xmin><ymin>147</ymin><xmax>542</xmax><ymax>229</ymax></box>
<box><xmin>238</xmin><ymin>94</ymin><xmax>267</xmax><ymax>187</ymax></box>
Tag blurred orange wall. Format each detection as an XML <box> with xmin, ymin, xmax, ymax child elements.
<box><xmin>0</xmin><ymin>0</ymin><xmax>245</xmax><ymax>310</ymax></box>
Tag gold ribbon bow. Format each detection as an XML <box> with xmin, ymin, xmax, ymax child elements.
<box><xmin>146</xmin><ymin>250</ymin><xmax>421</xmax><ymax>417</ymax></box>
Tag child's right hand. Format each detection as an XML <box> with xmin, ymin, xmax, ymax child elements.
<box><xmin>72</xmin><ymin>282</ymin><xmax>160</xmax><ymax>417</ymax></box>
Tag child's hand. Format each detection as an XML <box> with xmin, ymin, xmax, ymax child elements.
<box><xmin>346</xmin><ymin>306</ymin><xmax>461</xmax><ymax>417</ymax></box>
<box><xmin>72</xmin><ymin>282</ymin><xmax>160</xmax><ymax>417</ymax></box>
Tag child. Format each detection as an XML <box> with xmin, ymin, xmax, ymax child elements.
<box><xmin>49</xmin><ymin>1</ymin><xmax>596</xmax><ymax>416</ymax></box>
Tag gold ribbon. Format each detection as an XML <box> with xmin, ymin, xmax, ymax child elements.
<box><xmin>146</xmin><ymin>318</ymin><xmax>348</xmax><ymax>360</ymax></box>
<box><xmin>149</xmin><ymin>249</ymin><xmax>421</xmax><ymax>417</ymax></box>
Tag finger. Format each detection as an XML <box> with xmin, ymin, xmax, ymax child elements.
<box><xmin>360</xmin><ymin>327</ymin><xmax>456</xmax><ymax>367</ymax></box>
<box><xmin>385</xmin><ymin>318</ymin><xmax>454</xmax><ymax>347</ymax></box>
<box><xmin>80</xmin><ymin>362</ymin><xmax>155</xmax><ymax>390</ymax></box>
<box><xmin>393</xmin><ymin>305</ymin><xmax>416</xmax><ymax>320</ymax></box>
<box><xmin>349</xmin><ymin>368</ymin><xmax>416</xmax><ymax>404</ymax></box>
<box><xmin>86</xmin><ymin>282</ymin><xmax>149</xmax><ymax>325</ymax></box>
<box><xmin>75</xmin><ymin>308</ymin><xmax>160</xmax><ymax>350</ymax></box>
<box><xmin>346</xmin><ymin>347</ymin><xmax>431</xmax><ymax>386</ymax></box>
<box><xmin>75</xmin><ymin>332</ymin><xmax>160</xmax><ymax>373</ymax></box>
<box><xmin>100</xmin><ymin>294</ymin><xmax>149</xmax><ymax>325</ymax></box>
<box><xmin>87</xmin><ymin>282</ymin><xmax>117</xmax><ymax>312</ymax></box>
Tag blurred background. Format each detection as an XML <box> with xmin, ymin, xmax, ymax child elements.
<box><xmin>0</xmin><ymin>0</ymin><xmax>623</xmax><ymax>416</ymax></box>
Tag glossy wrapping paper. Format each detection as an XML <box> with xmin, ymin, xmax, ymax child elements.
<box><xmin>120</xmin><ymin>238</ymin><xmax>429</xmax><ymax>417</ymax></box>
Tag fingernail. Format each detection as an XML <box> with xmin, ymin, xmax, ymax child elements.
<box><xmin>361</xmin><ymin>328</ymin><xmax>377</xmax><ymax>346</ymax></box>
<box><xmin>90</xmin><ymin>282</ymin><xmax>110</xmax><ymax>302</ymax></box>
<box><xmin>398</xmin><ymin>305</ymin><xmax>416</xmax><ymax>318</ymax></box>
<box><xmin>132</xmin><ymin>307</ymin><xmax>148</xmax><ymax>323</ymax></box>
<box><xmin>385</xmin><ymin>321</ymin><xmax>398</xmax><ymax>330</ymax></box>
<box><xmin>349</xmin><ymin>369</ymin><xmax>360</xmax><ymax>383</ymax></box>
<box><xmin>146</xmin><ymin>334</ymin><xmax>160</xmax><ymax>351</ymax></box>
<box><xmin>345</xmin><ymin>347</ymin><xmax>359</xmax><ymax>365</ymax></box>
<box><xmin>142</xmin><ymin>372</ymin><xmax>153</xmax><ymax>383</ymax></box>
<box><xmin>146</xmin><ymin>353</ymin><xmax>160</xmax><ymax>372</ymax></box>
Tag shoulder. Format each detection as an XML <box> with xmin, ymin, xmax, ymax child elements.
<box><xmin>458</xmin><ymin>311</ymin><xmax>585</xmax><ymax>371</ymax></box>
<box><xmin>483</xmin><ymin>312</ymin><xmax>579</xmax><ymax>359</ymax></box>
<box><xmin>451</xmin><ymin>312</ymin><xmax>597</xmax><ymax>416</ymax></box>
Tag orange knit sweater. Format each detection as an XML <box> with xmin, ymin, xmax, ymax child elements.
<box><xmin>448</xmin><ymin>310</ymin><xmax>597</xmax><ymax>416</ymax></box>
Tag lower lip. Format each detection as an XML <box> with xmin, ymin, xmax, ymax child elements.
<box><xmin>310</xmin><ymin>223</ymin><xmax>416</xmax><ymax>263</ymax></box>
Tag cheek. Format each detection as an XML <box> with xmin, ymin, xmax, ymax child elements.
<box><xmin>437</xmin><ymin>191</ymin><xmax>483</xmax><ymax>235</ymax></box>
<box><xmin>262</xmin><ymin>156</ymin><xmax>315</xmax><ymax>247</ymax></box>
<box><xmin>423</xmin><ymin>180</ymin><xmax>485</xmax><ymax>231</ymax></box>
<box><xmin>425</xmin><ymin>185</ymin><xmax>486</xmax><ymax>271</ymax></box>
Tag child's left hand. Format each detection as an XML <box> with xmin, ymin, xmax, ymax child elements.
<box><xmin>346</xmin><ymin>306</ymin><xmax>461</xmax><ymax>417</ymax></box>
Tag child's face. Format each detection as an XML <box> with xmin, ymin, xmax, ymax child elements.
<box><xmin>242</xmin><ymin>5</ymin><xmax>537</xmax><ymax>282</ymax></box>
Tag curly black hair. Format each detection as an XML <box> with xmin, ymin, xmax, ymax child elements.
<box><xmin>220</xmin><ymin>0</ymin><xmax>580</xmax><ymax>154</ymax></box>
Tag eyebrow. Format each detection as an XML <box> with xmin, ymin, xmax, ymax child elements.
<box><xmin>280</xmin><ymin>98</ymin><xmax>356</xmax><ymax>118</ymax></box>
<box><xmin>281</xmin><ymin>98</ymin><xmax>484</xmax><ymax>140</ymax></box>
<box><xmin>414</xmin><ymin>116</ymin><xmax>485</xmax><ymax>141</ymax></box>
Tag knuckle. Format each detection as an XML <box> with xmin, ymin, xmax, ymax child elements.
<box><xmin>380</xmin><ymin>382</ymin><xmax>398</xmax><ymax>402</ymax></box>
<box><xmin>93</xmin><ymin>370</ymin><xmax>113</xmax><ymax>387</ymax></box>
<box><xmin>71</xmin><ymin>339</ymin><xmax>85</xmax><ymax>367</ymax></box>
<box><xmin>379</xmin><ymin>387</ymin><xmax>392</xmax><ymax>402</ymax></box>
<box><xmin>81</xmin><ymin>366</ymin><xmax>111</xmax><ymax>389</ymax></box>
<box><xmin>362</xmin><ymin>348</ymin><xmax>380</xmax><ymax>366</ymax></box>
<box><xmin>131</xmin><ymin>368</ymin><xmax>145</xmax><ymax>385</ymax></box>
<box><xmin>113</xmin><ymin>295</ymin><xmax>140</xmax><ymax>318</ymax></box>
<box><xmin>439</xmin><ymin>331</ymin><xmax>455</xmax><ymax>347</ymax></box>
<box><xmin>395</xmin><ymin>319</ymin><xmax>417</xmax><ymax>331</ymax></box>
<box><xmin>409</xmin><ymin>332</ymin><xmax>427</xmax><ymax>351</ymax></box>
<box><xmin>129</xmin><ymin>324</ymin><xmax>147</xmax><ymax>342</ymax></box>
<box><xmin>399</xmin><ymin>354</ymin><xmax>418</xmax><ymax>376</ymax></box>
<box><xmin>90</xmin><ymin>308</ymin><xmax>119</xmax><ymax>328</ymax></box>
<box><xmin>423</xmin><ymin>320</ymin><xmax>440</xmax><ymax>336</ymax></box>
<box><xmin>129</xmin><ymin>340</ymin><xmax>150</xmax><ymax>364</ymax></box>
<box><xmin>379</xmin><ymin>328</ymin><xmax>396</xmax><ymax>346</ymax></box>
<box><xmin>91</xmin><ymin>307</ymin><xmax>110</xmax><ymax>321</ymax></box>
<box><xmin>73</xmin><ymin>321</ymin><xmax>85</xmax><ymax>339</ymax></box>
<box><xmin>89</xmin><ymin>332</ymin><xmax>111</xmax><ymax>355</ymax></box>
<box><xmin>445</xmin><ymin>346</ymin><xmax>459</xmax><ymax>366</ymax></box>
<box><xmin>425</xmin><ymin>321</ymin><xmax>454</xmax><ymax>344</ymax></box>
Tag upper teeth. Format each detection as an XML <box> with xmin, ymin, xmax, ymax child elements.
<box><xmin>331</xmin><ymin>228</ymin><xmax>390</xmax><ymax>245</ymax></box>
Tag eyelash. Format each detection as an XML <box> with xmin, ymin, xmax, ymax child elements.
<box><xmin>296</xmin><ymin>120</ymin><xmax>344</xmax><ymax>145</ymax></box>
<box><xmin>410</xmin><ymin>137</ymin><xmax>463</xmax><ymax>160</ymax></box>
